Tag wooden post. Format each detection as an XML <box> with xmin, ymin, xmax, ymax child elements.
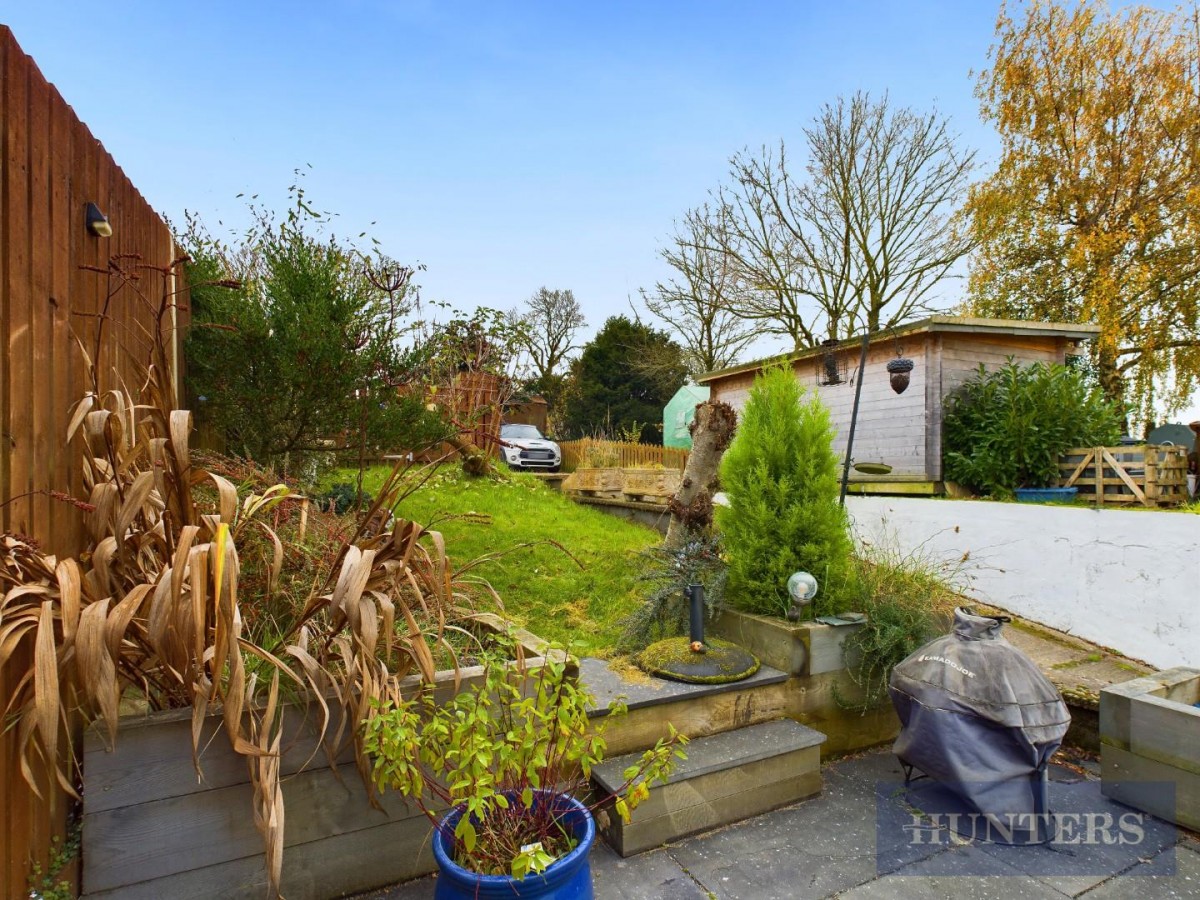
<box><xmin>1145</xmin><ymin>445</ymin><xmax>1160</xmax><ymax>505</ymax></box>
<box><xmin>1094</xmin><ymin>447</ymin><xmax>1103</xmax><ymax>506</ymax></box>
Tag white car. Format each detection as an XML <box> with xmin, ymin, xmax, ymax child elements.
<box><xmin>500</xmin><ymin>423</ymin><xmax>561</xmax><ymax>471</ymax></box>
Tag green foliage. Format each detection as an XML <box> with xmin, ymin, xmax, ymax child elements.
<box><xmin>618</xmin><ymin>535</ymin><xmax>727</xmax><ymax>652</ymax></box>
<box><xmin>943</xmin><ymin>360</ymin><xmax>1124</xmax><ymax>496</ymax></box>
<box><xmin>363</xmin><ymin>639</ymin><xmax>686</xmax><ymax>878</ymax></box>
<box><xmin>560</xmin><ymin>316</ymin><xmax>687</xmax><ymax>444</ymax></box>
<box><xmin>835</xmin><ymin>544</ymin><xmax>961</xmax><ymax>714</ymax></box>
<box><xmin>715</xmin><ymin>366</ymin><xmax>853</xmax><ymax>617</ymax></box>
<box><xmin>182</xmin><ymin>187</ymin><xmax>450</xmax><ymax>478</ymax></box>
<box><xmin>27</xmin><ymin>819</ymin><xmax>80</xmax><ymax>900</ymax></box>
<box><xmin>313</xmin><ymin>482</ymin><xmax>371</xmax><ymax>515</ymax></box>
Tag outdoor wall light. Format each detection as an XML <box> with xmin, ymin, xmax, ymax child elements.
<box><xmin>85</xmin><ymin>202</ymin><xmax>112</xmax><ymax>238</ymax></box>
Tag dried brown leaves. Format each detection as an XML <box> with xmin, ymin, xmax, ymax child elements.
<box><xmin>0</xmin><ymin>259</ymin><xmax>492</xmax><ymax>898</ymax></box>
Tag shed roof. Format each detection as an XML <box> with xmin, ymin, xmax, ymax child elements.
<box><xmin>695</xmin><ymin>316</ymin><xmax>1101</xmax><ymax>385</ymax></box>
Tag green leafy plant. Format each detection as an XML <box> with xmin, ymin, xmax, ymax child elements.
<box><xmin>363</xmin><ymin>638</ymin><xmax>687</xmax><ymax>878</ymax></box>
<box><xmin>943</xmin><ymin>360</ymin><xmax>1123</xmax><ymax>496</ymax></box>
<box><xmin>715</xmin><ymin>365</ymin><xmax>853</xmax><ymax>617</ymax></box>
<box><xmin>316</xmin><ymin>481</ymin><xmax>370</xmax><ymax>515</ymax></box>
<box><xmin>27</xmin><ymin>819</ymin><xmax>80</xmax><ymax>900</ymax></box>
<box><xmin>835</xmin><ymin>541</ymin><xmax>962</xmax><ymax>714</ymax></box>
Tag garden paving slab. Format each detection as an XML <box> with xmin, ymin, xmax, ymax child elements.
<box><xmin>590</xmin><ymin>843</ymin><xmax>708</xmax><ymax>900</ymax></box>
<box><xmin>1079</xmin><ymin>844</ymin><xmax>1200</xmax><ymax>899</ymax></box>
<box><xmin>838</xmin><ymin>845</ymin><xmax>1071</xmax><ymax>899</ymax></box>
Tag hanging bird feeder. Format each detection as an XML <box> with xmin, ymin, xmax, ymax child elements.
<box><xmin>887</xmin><ymin>354</ymin><xmax>915</xmax><ymax>394</ymax></box>
<box><xmin>816</xmin><ymin>338</ymin><xmax>847</xmax><ymax>386</ymax></box>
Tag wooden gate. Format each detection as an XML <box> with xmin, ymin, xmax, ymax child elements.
<box><xmin>1058</xmin><ymin>445</ymin><xmax>1188</xmax><ymax>508</ymax></box>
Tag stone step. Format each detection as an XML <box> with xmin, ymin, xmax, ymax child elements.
<box><xmin>590</xmin><ymin>718</ymin><xmax>826</xmax><ymax>856</ymax></box>
<box><xmin>580</xmin><ymin>656</ymin><xmax>793</xmax><ymax>757</ymax></box>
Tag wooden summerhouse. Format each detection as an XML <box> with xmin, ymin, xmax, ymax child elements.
<box><xmin>696</xmin><ymin>316</ymin><xmax>1101</xmax><ymax>494</ymax></box>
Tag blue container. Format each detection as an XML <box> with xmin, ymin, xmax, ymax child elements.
<box><xmin>1014</xmin><ymin>486</ymin><xmax>1079</xmax><ymax>503</ymax></box>
<box><xmin>432</xmin><ymin>791</ymin><xmax>595</xmax><ymax>900</ymax></box>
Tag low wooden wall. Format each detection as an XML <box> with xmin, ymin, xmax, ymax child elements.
<box><xmin>81</xmin><ymin>617</ymin><xmax>561</xmax><ymax>899</ymax></box>
<box><xmin>81</xmin><ymin>707</ymin><xmax>435</xmax><ymax>899</ymax></box>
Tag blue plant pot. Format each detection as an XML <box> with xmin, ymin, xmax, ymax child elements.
<box><xmin>1014</xmin><ymin>487</ymin><xmax>1079</xmax><ymax>503</ymax></box>
<box><xmin>432</xmin><ymin>791</ymin><xmax>595</xmax><ymax>900</ymax></box>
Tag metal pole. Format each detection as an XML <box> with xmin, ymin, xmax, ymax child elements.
<box><xmin>688</xmin><ymin>583</ymin><xmax>705</xmax><ymax>645</ymax></box>
<box><xmin>840</xmin><ymin>333</ymin><xmax>871</xmax><ymax>506</ymax></box>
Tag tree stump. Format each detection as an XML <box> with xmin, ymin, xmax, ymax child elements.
<box><xmin>664</xmin><ymin>400</ymin><xmax>737</xmax><ymax>550</ymax></box>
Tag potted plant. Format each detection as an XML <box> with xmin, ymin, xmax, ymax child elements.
<box><xmin>362</xmin><ymin>637</ymin><xmax>686</xmax><ymax>899</ymax></box>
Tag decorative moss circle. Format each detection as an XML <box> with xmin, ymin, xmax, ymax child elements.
<box><xmin>638</xmin><ymin>636</ymin><xmax>761</xmax><ymax>684</ymax></box>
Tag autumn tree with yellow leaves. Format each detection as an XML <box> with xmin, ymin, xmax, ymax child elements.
<box><xmin>965</xmin><ymin>0</ymin><xmax>1200</xmax><ymax>423</ymax></box>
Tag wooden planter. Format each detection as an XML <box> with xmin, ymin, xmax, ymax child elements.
<box><xmin>1100</xmin><ymin>667</ymin><xmax>1200</xmax><ymax>831</ymax></box>
<box><xmin>562</xmin><ymin>467</ymin><xmax>624</xmax><ymax>494</ymax></box>
<box><xmin>562</xmin><ymin>467</ymin><xmax>682</xmax><ymax>504</ymax></box>
<box><xmin>81</xmin><ymin>616</ymin><xmax>560</xmax><ymax>900</ymax></box>
<box><xmin>1058</xmin><ymin>445</ymin><xmax>1188</xmax><ymax>508</ymax></box>
<box><xmin>619</xmin><ymin>468</ymin><xmax>682</xmax><ymax>501</ymax></box>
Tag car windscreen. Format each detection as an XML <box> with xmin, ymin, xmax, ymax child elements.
<box><xmin>501</xmin><ymin>424</ymin><xmax>543</xmax><ymax>440</ymax></box>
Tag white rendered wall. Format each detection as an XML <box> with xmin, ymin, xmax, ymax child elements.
<box><xmin>847</xmin><ymin>496</ymin><xmax>1200</xmax><ymax>670</ymax></box>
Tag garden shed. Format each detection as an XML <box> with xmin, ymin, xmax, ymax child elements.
<box><xmin>697</xmin><ymin>316</ymin><xmax>1100</xmax><ymax>494</ymax></box>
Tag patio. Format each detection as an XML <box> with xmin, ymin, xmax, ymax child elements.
<box><xmin>361</xmin><ymin>747</ymin><xmax>1199</xmax><ymax>900</ymax></box>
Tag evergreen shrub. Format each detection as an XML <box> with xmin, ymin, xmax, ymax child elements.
<box><xmin>943</xmin><ymin>360</ymin><xmax>1123</xmax><ymax>497</ymax></box>
<box><xmin>715</xmin><ymin>366</ymin><xmax>853</xmax><ymax>617</ymax></box>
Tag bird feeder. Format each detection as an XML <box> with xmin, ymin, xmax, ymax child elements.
<box><xmin>887</xmin><ymin>354</ymin><xmax>915</xmax><ymax>394</ymax></box>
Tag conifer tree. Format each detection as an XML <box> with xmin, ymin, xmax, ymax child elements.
<box><xmin>715</xmin><ymin>366</ymin><xmax>852</xmax><ymax>617</ymax></box>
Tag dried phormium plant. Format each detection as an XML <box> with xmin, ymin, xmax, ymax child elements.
<box><xmin>0</xmin><ymin>255</ymin><xmax>497</xmax><ymax>898</ymax></box>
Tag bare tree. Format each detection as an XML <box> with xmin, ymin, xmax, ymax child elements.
<box><xmin>511</xmin><ymin>287</ymin><xmax>587</xmax><ymax>384</ymax></box>
<box><xmin>641</xmin><ymin>204</ymin><xmax>758</xmax><ymax>376</ymax></box>
<box><xmin>710</xmin><ymin>149</ymin><xmax>828</xmax><ymax>348</ymax></box>
<box><xmin>711</xmin><ymin>92</ymin><xmax>975</xmax><ymax>343</ymax></box>
<box><xmin>809</xmin><ymin>92</ymin><xmax>976</xmax><ymax>332</ymax></box>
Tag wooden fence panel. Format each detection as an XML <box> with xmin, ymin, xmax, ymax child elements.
<box><xmin>558</xmin><ymin>438</ymin><xmax>689</xmax><ymax>473</ymax></box>
<box><xmin>0</xmin><ymin>26</ymin><xmax>183</xmax><ymax>898</ymax></box>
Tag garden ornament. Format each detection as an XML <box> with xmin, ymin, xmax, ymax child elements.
<box><xmin>786</xmin><ymin>571</ymin><xmax>819</xmax><ymax>622</ymax></box>
<box><xmin>638</xmin><ymin>583</ymin><xmax>760</xmax><ymax>684</ymax></box>
<box><xmin>887</xmin><ymin>355</ymin><xmax>914</xmax><ymax>394</ymax></box>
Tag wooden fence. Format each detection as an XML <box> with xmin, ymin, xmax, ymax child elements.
<box><xmin>558</xmin><ymin>438</ymin><xmax>689</xmax><ymax>473</ymax></box>
<box><xmin>1058</xmin><ymin>445</ymin><xmax>1188</xmax><ymax>508</ymax></box>
<box><xmin>1</xmin><ymin>26</ymin><xmax>183</xmax><ymax>898</ymax></box>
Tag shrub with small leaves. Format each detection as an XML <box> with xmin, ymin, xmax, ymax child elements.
<box><xmin>943</xmin><ymin>360</ymin><xmax>1123</xmax><ymax>496</ymax></box>
<box><xmin>363</xmin><ymin>636</ymin><xmax>686</xmax><ymax>879</ymax></box>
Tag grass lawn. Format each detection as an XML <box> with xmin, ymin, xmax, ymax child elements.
<box><xmin>345</xmin><ymin>466</ymin><xmax>661</xmax><ymax>656</ymax></box>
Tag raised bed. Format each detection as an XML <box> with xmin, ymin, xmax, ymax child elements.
<box><xmin>1100</xmin><ymin>666</ymin><xmax>1200</xmax><ymax>831</ymax></box>
<box><xmin>710</xmin><ymin>608</ymin><xmax>898</xmax><ymax>756</ymax></box>
<box><xmin>81</xmin><ymin>616</ymin><xmax>559</xmax><ymax>900</ymax></box>
<box><xmin>561</xmin><ymin>467</ymin><xmax>682</xmax><ymax>503</ymax></box>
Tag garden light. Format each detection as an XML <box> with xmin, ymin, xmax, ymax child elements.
<box><xmin>85</xmin><ymin>201</ymin><xmax>112</xmax><ymax>237</ymax></box>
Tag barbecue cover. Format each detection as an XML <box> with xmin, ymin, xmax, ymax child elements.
<box><xmin>888</xmin><ymin>607</ymin><xmax>1071</xmax><ymax>826</ymax></box>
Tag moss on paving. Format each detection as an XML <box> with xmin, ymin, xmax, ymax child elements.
<box><xmin>638</xmin><ymin>636</ymin><xmax>761</xmax><ymax>683</ymax></box>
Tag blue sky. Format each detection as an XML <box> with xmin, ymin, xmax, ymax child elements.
<box><xmin>6</xmin><ymin>1</ymin><xmax>1002</xmax><ymax>350</ymax></box>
